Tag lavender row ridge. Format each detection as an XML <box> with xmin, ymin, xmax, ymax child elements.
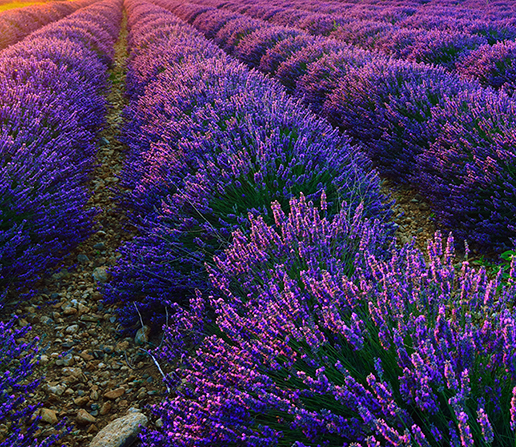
<box><xmin>0</xmin><ymin>0</ymin><xmax>122</xmax><ymax>296</ymax></box>
<box><xmin>0</xmin><ymin>0</ymin><xmax>100</xmax><ymax>51</ymax></box>
<box><xmin>125</xmin><ymin>5</ymin><xmax>516</xmax><ymax>446</ymax></box>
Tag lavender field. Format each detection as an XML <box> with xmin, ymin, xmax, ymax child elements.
<box><xmin>1</xmin><ymin>0</ymin><xmax>516</xmax><ymax>445</ymax></box>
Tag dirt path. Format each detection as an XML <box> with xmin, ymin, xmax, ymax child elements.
<box><xmin>15</xmin><ymin>13</ymin><xmax>165</xmax><ymax>446</ymax></box>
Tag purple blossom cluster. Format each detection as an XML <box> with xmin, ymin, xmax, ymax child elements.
<box><xmin>418</xmin><ymin>88</ymin><xmax>516</xmax><ymax>248</ymax></box>
<box><xmin>456</xmin><ymin>40</ymin><xmax>516</xmax><ymax>95</ymax></box>
<box><xmin>143</xmin><ymin>193</ymin><xmax>516</xmax><ymax>446</ymax></box>
<box><xmin>159</xmin><ymin>0</ymin><xmax>516</xmax><ymax>250</ymax></box>
<box><xmin>105</xmin><ymin>0</ymin><xmax>393</xmax><ymax>329</ymax></box>
<box><xmin>0</xmin><ymin>0</ymin><xmax>122</xmax><ymax>295</ymax></box>
<box><xmin>0</xmin><ymin>0</ymin><xmax>98</xmax><ymax>51</ymax></box>
<box><xmin>0</xmin><ymin>318</ymin><xmax>66</xmax><ymax>446</ymax></box>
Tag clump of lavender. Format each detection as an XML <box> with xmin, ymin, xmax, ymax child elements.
<box><xmin>295</xmin><ymin>47</ymin><xmax>380</xmax><ymax>113</ymax></box>
<box><xmin>235</xmin><ymin>26</ymin><xmax>302</xmax><ymax>68</ymax></box>
<box><xmin>322</xmin><ymin>59</ymin><xmax>476</xmax><ymax>182</ymax></box>
<box><xmin>456</xmin><ymin>40</ymin><xmax>516</xmax><ymax>95</ymax></box>
<box><xmin>142</xmin><ymin>194</ymin><xmax>516</xmax><ymax>446</ymax></box>
<box><xmin>330</xmin><ymin>20</ymin><xmax>398</xmax><ymax>50</ymax></box>
<box><xmin>0</xmin><ymin>0</ymin><xmax>122</xmax><ymax>295</ymax></box>
<box><xmin>275</xmin><ymin>37</ymin><xmax>346</xmax><ymax>93</ymax></box>
<box><xmin>214</xmin><ymin>16</ymin><xmax>264</xmax><ymax>54</ymax></box>
<box><xmin>0</xmin><ymin>319</ymin><xmax>64</xmax><ymax>446</ymax></box>
<box><xmin>417</xmin><ymin>88</ymin><xmax>516</xmax><ymax>250</ymax></box>
<box><xmin>258</xmin><ymin>34</ymin><xmax>315</xmax><ymax>75</ymax></box>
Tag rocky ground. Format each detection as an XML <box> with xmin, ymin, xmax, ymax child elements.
<box><xmin>9</xmin><ymin>15</ymin><xmax>166</xmax><ymax>446</ymax></box>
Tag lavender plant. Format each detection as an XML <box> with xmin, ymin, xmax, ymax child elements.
<box><xmin>0</xmin><ymin>0</ymin><xmax>121</xmax><ymax>294</ymax></box>
<box><xmin>322</xmin><ymin>59</ymin><xmax>477</xmax><ymax>182</ymax></box>
<box><xmin>417</xmin><ymin>88</ymin><xmax>516</xmax><ymax>250</ymax></box>
<box><xmin>107</xmin><ymin>0</ymin><xmax>393</xmax><ymax>328</ymax></box>
<box><xmin>142</xmin><ymin>194</ymin><xmax>516</xmax><ymax>446</ymax></box>
<box><xmin>456</xmin><ymin>40</ymin><xmax>516</xmax><ymax>95</ymax></box>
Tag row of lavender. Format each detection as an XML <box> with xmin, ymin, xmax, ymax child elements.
<box><xmin>0</xmin><ymin>3</ymin><xmax>121</xmax><ymax>443</ymax></box>
<box><xmin>0</xmin><ymin>0</ymin><xmax>121</xmax><ymax>297</ymax></box>
<box><xmin>104</xmin><ymin>0</ymin><xmax>392</xmax><ymax>328</ymax></box>
<box><xmin>152</xmin><ymin>0</ymin><xmax>516</xmax><ymax>252</ymax></box>
<box><xmin>254</xmin><ymin>0</ymin><xmax>516</xmax><ymax>26</ymax></box>
<box><xmin>198</xmin><ymin>0</ymin><xmax>516</xmax><ymax>80</ymax></box>
<box><xmin>0</xmin><ymin>0</ymin><xmax>99</xmax><ymax>50</ymax></box>
<box><xmin>112</xmin><ymin>1</ymin><xmax>516</xmax><ymax>445</ymax></box>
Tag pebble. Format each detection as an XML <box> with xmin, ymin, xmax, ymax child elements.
<box><xmin>99</xmin><ymin>401</ymin><xmax>112</xmax><ymax>416</ymax></box>
<box><xmin>40</xmin><ymin>316</ymin><xmax>54</xmax><ymax>325</ymax></box>
<box><xmin>93</xmin><ymin>242</ymin><xmax>106</xmax><ymax>250</ymax></box>
<box><xmin>65</xmin><ymin>324</ymin><xmax>79</xmax><ymax>334</ymax></box>
<box><xmin>77</xmin><ymin>254</ymin><xmax>90</xmax><ymax>264</ymax></box>
<box><xmin>92</xmin><ymin>267</ymin><xmax>109</xmax><ymax>284</ymax></box>
<box><xmin>77</xmin><ymin>409</ymin><xmax>97</xmax><ymax>425</ymax></box>
<box><xmin>46</xmin><ymin>384</ymin><xmax>66</xmax><ymax>396</ymax></box>
<box><xmin>89</xmin><ymin>411</ymin><xmax>148</xmax><ymax>447</ymax></box>
<box><xmin>40</xmin><ymin>408</ymin><xmax>58</xmax><ymax>425</ymax></box>
<box><xmin>135</xmin><ymin>325</ymin><xmax>150</xmax><ymax>346</ymax></box>
<box><xmin>56</xmin><ymin>353</ymin><xmax>74</xmax><ymax>367</ymax></box>
<box><xmin>64</xmin><ymin>306</ymin><xmax>77</xmax><ymax>315</ymax></box>
<box><xmin>104</xmin><ymin>388</ymin><xmax>125</xmax><ymax>400</ymax></box>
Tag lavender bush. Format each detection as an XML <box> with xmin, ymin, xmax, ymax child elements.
<box><xmin>417</xmin><ymin>88</ymin><xmax>516</xmax><ymax>250</ymax></box>
<box><xmin>0</xmin><ymin>0</ymin><xmax>96</xmax><ymax>51</ymax></box>
<box><xmin>322</xmin><ymin>59</ymin><xmax>477</xmax><ymax>182</ymax></box>
<box><xmin>456</xmin><ymin>40</ymin><xmax>516</xmax><ymax>95</ymax></box>
<box><xmin>258</xmin><ymin>34</ymin><xmax>316</xmax><ymax>75</ymax></box>
<box><xmin>235</xmin><ymin>26</ymin><xmax>302</xmax><ymax>68</ymax></box>
<box><xmin>142</xmin><ymin>194</ymin><xmax>516</xmax><ymax>446</ymax></box>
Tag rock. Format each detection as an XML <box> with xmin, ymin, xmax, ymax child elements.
<box><xmin>78</xmin><ymin>303</ymin><xmax>89</xmax><ymax>315</ymax></box>
<box><xmin>92</xmin><ymin>267</ymin><xmax>109</xmax><ymax>284</ymax></box>
<box><xmin>104</xmin><ymin>388</ymin><xmax>125</xmax><ymax>400</ymax></box>
<box><xmin>74</xmin><ymin>396</ymin><xmax>89</xmax><ymax>406</ymax></box>
<box><xmin>77</xmin><ymin>409</ymin><xmax>96</xmax><ymax>425</ymax></box>
<box><xmin>80</xmin><ymin>314</ymin><xmax>102</xmax><ymax>322</ymax></box>
<box><xmin>46</xmin><ymin>384</ymin><xmax>66</xmax><ymax>396</ymax></box>
<box><xmin>77</xmin><ymin>254</ymin><xmax>90</xmax><ymax>264</ymax></box>
<box><xmin>65</xmin><ymin>324</ymin><xmax>79</xmax><ymax>334</ymax></box>
<box><xmin>63</xmin><ymin>306</ymin><xmax>77</xmax><ymax>315</ymax></box>
<box><xmin>134</xmin><ymin>326</ymin><xmax>150</xmax><ymax>346</ymax></box>
<box><xmin>155</xmin><ymin>418</ymin><xmax>163</xmax><ymax>428</ymax></box>
<box><xmin>40</xmin><ymin>408</ymin><xmax>58</xmax><ymax>425</ymax></box>
<box><xmin>99</xmin><ymin>401</ymin><xmax>112</xmax><ymax>415</ymax></box>
<box><xmin>40</xmin><ymin>355</ymin><xmax>49</xmax><ymax>364</ymax></box>
<box><xmin>40</xmin><ymin>316</ymin><xmax>54</xmax><ymax>325</ymax></box>
<box><xmin>56</xmin><ymin>353</ymin><xmax>74</xmax><ymax>367</ymax></box>
<box><xmin>62</xmin><ymin>367</ymin><xmax>83</xmax><ymax>378</ymax></box>
<box><xmin>93</xmin><ymin>242</ymin><xmax>106</xmax><ymax>250</ymax></box>
<box><xmin>89</xmin><ymin>412</ymin><xmax>148</xmax><ymax>447</ymax></box>
<box><xmin>81</xmin><ymin>350</ymin><xmax>94</xmax><ymax>361</ymax></box>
